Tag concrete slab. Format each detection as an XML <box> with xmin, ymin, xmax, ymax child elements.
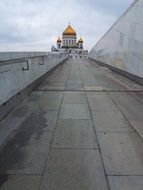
<box><xmin>65</xmin><ymin>84</ymin><xmax>84</xmax><ymax>91</ymax></box>
<box><xmin>67</xmin><ymin>80</ymin><xmax>83</xmax><ymax>85</ymax></box>
<box><xmin>36</xmin><ymin>64</ymin><xmax>70</xmax><ymax>90</ymax></box>
<box><xmin>130</xmin><ymin>120</ymin><xmax>143</xmax><ymax>139</ymax></box>
<box><xmin>88</xmin><ymin>76</ymin><xmax>122</xmax><ymax>91</ymax></box>
<box><xmin>118</xmin><ymin>104</ymin><xmax>143</xmax><ymax>120</ymax></box>
<box><xmin>26</xmin><ymin>91</ymin><xmax>44</xmax><ymax>100</ymax></box>
<box><xmin>0</xmin><ymin>105</ymin><xmax>31</xmax><ymax>149</ymax></box>
<box><xmin>108</xmin><ymin>176</ymin><xmax>143</xmax><ymax>190</ymax></box>
<box><xmin>0</xmin><ymin>112</ymin><xmax>53</xmax><ymax>175</ymax></box>
<box><xmin>63</xmin><ymin>92</ymin><xmax>87</xmax><ymax>104</ymax></box>
<box><xmin>15</xmin><ymin>140</ymin><xmax>51</xmax><ymax>175</ymax></box>
<box><xmin>97</xmin><ymin>132</ymin><xmax>143</xmax><ymax>175</ymax></box>
<box><xmin>129</xmin><ymin>91</ymin><xmax>143</xmax><ymax>104</ymax></box>
<box><xmin>27</xmin><ymin>91</ymin><xmax>64</xmax><ymax>104</ymax></box>
<box><xmin>43</xmin><ymin>111</ymin><xmax>59</xmax><ymax>131</ymax></box>
<box><xmin>68</xmin><ymin>76</ymin><xmax>81</xmax><ymax>80</ymax></box>
<box><xmin>64</xmin><ymin>91</ymin><xmax>85</xmax><ymax>95</ymax></box>
<box><xmin>0</xmin><ymin>137</ymin><xmax>52</xmax><ymax>175</ymax></box>
<box><xmin>109</xmin><ymin>72</ymin><xmax>143</xmax><ymax>91</ymax></box>
<box><xmin>38</xmin><ymin>86</ymin><xmax>65</xmax><ymax>90</ymax></box>
<box><xmin>40</xmin><ymin>149</ymin><xmax>108</xmax><ymax>190</ymax></box>
<box><xmin>0</xmin><ymin>175</ymin><xmax>41</xmax><ymax>190</ymax></box>
<box><xmin>52</xmin><ymin>120</ymin><xmax>98</xmax><ymax>149</ymax></box>
<box><xmin>88</xmin><ymin>99</ymin><xmax>118</xmax><ymax>111</ymax></box>
<box><xmin>59</xmin><ymin>104</ymin><xmax>91</xmax><ymax>119</ymax></box>
<box><xmin>83</xmin><ymin>80</ymin><xmax>99</xmax><ymax>86</ymax></box>
<box><xmin>86</xmin><ymin>92</ymin><xmax>109</xmax><ymax>99</ymax></box>
<box><xmin>40</xmin><ymin>91</ymin><xmax>64</xmax><ymax>98</ymax></box>
<box><xmin>92</xmin><ymin>111</ymin><xmax>133</xmax><ymax>132</ymax></box>
<box><xmin>84</xmin><ymin>86</ymin><xmax>104</xmax><ymax>91</ymax></box>
<box><xmin>108</xmin><ymin>92</ymin><xmax>140</xmax><ymax>105</ymax></box>
<box><xmin>0</xmin><ymin>145</ymin><xmax>49</xmax><ymax>175</ymax></box>
<box><xmin>28</xmin><ymin>95</ymin><xmax>62</xmax><ymax>111</ymax></box>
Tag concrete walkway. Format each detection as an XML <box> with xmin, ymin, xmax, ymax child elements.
<box><xmin>0</xmin><ymin>58</ymin><xmax>143</xmax><ymax>190</ymax></box>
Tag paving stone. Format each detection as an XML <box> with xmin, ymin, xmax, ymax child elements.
<box><xmin>0</xmin><ymin>112</ymin><xmax>53</xmax><ymax>175</ymax></box>
<box><xmin>65</xmin><ymin>84</ymin><xmax>84</xmax><ymax>91</ymax></box>
<box><xmin>92</xmin><ymin>111</ymin><xmax>133</xmax><ymax>132</ymax></box>
<box><xmin>0</xmin><ymin>133</ymin><xmax>53</xmax><ymax>175</ymax></box>
<box><xmin>40</xmin><ymin>86</ymin><xmax>65</xmax><ymax>90</ymax></box>
<box><xmin>28</xmin><ymin>91</ymin><xmax>64</xmax><ymax>100</ymax></box>
<box><xmin>65</xmin><ymin>91</ymin><xmax>85</xmax><ymax>95</ymax></box>
<box><xmin>84</xmin><ymin>81</ymin><xmax>99</xmax><ymax>86</ymax></box>
<box><xmin>26</xmin><ymin>92</ymin><xmax>63</xmax><ymax>111</ymax></box>
<box><xmin>84</xmin><ymin>86</ymin><xmax>103</xmax><ymax>91</ymax></box>
<box><xmin>43</xmin><ymin>111</ymin><xmax>59</xmax><ymax>131</ymax></box>
<box><xmin>0</xmin><ymin>175</ymin><xmax>41</xmax><ymax>190</ymax></box>
<box><xmin>63</xmin><ymin>92</ymin><xmax>87</xmax><ymax>104</ymax></box>
<box><xmin>86</xmin><ymin>92</ymin><xmax>109</xmax><ymax>99</ymax></box>
<box><xmin>68</xmin><ymin>77</ymin><xmax>81</xmax><ymax>81</ymax></box>
<box><xmin>108</xmin><ymin>176</ymin><xmax>143</xmax><ymax>190</ymax></box>
<box><xmin>41</xmin><ymin>91</ymin><xmax>64</xmax><ymax>98</ymax></box>
<box><xmin>108</xmin><ymin>92</ymin><xmax>140</xmax><ymax>105</ymax></box>
<box><xmin>97</xmin><ymin>132</ymin><xmax>143</xmax><ymax>175</ymax></box>
<box><xmin>67</xmin><ymin>80</ymin><xmax>83</xmax><ymax>85</ymax></box>
<box><xmin>15</xmin><ymin>140</ymin><xmax>51</xmax><ymax>175</ymax></box>
<box><xmin>52</xmin><ymin>120</ymin><xmax>98</xmax><ymax>149</ymax></box>
<box><xmin>59</xmin><ymin>104</ymin><xmax>91</xmax><ymax>119</ymax></box>
<box><xmin>88</xmin><ymin>99</ymin><xmax>118</xmax><ymax>111</ymax></box>
<box><xmin>89</xmin><ymin>76</ymin><xmax>121</xmax><ymax>91</ymax></box>
<box><xmin>0</xmin><ymin>106</ymin><xmax>31</xmax><ymax>149</ymax></box>
<box><xmin>118</xmin><ymin>104</ymin><xmax>143</xmax><ymax>120</ymax></box>
<box><xmin>129</xmin><ymin>91</ymin><xmax>143</xmax><ymax>104</ymax></box>
<box><xmin>36</xmin><ymin>64</ymin><xmax>70</xmax><ymax>91</ymax></box>
<box><xmin>112</xmin><ymin>74</ymin><xmax>143</xmax><ymax>91</ymax></box>
<box><xmin>130</xmin><ymin>120</ymin><xmax>143</xmax><ymax>139</ymax></box>
<box><xmin>40</xmin><ymin>149</ymin><xmax>108</xmax><ymax>190</ymax></box>
<box><xmin>34</xmin><ymin>98</ymin><xmax>62</xmax><ymax>111</ymax></box>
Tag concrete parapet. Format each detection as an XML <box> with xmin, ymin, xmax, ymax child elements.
<box><xmin>0</xmin><ymin>52</ymin><xmax>68</xmax><ymax>121</ymax></box>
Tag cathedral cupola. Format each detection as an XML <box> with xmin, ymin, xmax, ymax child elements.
<box><xmin>62</xmin><ymin>23</ymin><xmax>77</xmax><ymax>47</ymax></box>
<box><xmin>63</xmin><ymin>24</ymin><xmax>76</xmax><ymax>36</ymax></box>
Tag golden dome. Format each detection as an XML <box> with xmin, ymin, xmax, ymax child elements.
<box><xmin>57</xmin><ymin>37</ymin><xmax>61</xmax><ymax>42</ymax></box>
<box><xmin>78</xmin><ymin>37</ymin><xmax>83</xmax><ymax>43</ymax></box>
<box><xmin>63</xmin><ymin>24</ymin><xmax>76</xmax><ymax>36</ymax></box>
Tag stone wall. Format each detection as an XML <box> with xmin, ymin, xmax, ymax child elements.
<box><xmin>89</xmin><ymin>0</ymin><xmax>143</xmax><ymax>84</ymax></box>
<box><xmin>0</xmin><ymin>52</ymin><xmax>68</xmax><ymax>120</ymax></box>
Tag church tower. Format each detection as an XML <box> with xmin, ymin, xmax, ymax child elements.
<box><xmin>57</xmin><ymin>37</ymin><xmax>61</xmax><ymax>49</ymax></box>
<box><xmin>78</xmin><ymin>38</ymin><xmax>83</xmax><ymax>49</ymax></box>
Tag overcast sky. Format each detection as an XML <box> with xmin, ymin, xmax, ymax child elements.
<box><xmin>0</xmin><ymin>0</ymin><xmax>133</xmax><ymax>51</ymax></box>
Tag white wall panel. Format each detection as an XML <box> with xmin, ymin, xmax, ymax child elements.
<box><xmin>89</xmin><ymin>0</ymin><xmax>143</xmax><ymax>80</ymax></box>
<box><xmin>0</xmin><ymin>52</ymin><xmax>68</xmax><ymax>105</ymax></box>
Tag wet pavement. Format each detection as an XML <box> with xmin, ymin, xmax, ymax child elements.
<box><xmin>0</xmin><ymin>58</ymin><xmax>143</xmax><ymax>190</ymax></box>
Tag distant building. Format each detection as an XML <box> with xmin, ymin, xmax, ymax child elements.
<box><xmin>52</xmin><ymin>23</ymin><xmax>88</xmax><ymax>58</ymax></box>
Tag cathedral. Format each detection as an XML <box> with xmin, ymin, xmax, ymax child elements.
<box><xmin>52</xmin><ymin>23</ymin><xmax>88</xmax><ymax>58</ymax></box>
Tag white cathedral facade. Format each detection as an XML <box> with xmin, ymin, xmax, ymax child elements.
<box><xmin>52</xmin><ymin>24</ymin><xmax>88</xmax><ymax>58</ymax></box>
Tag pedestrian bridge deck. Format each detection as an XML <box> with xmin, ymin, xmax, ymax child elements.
<box><xmin>0</xmin><ymin>58</ymin><xmax>143</xmax><ymax>190</ymax></box>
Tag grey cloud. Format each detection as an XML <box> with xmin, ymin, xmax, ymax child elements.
<box><xmin>76</xmin><ymin>0</ymin><xmax>134</xmax><ymax>15</ymax></box>
<box><xmin>0</xmin><ymin>0</ymin><xmax>133</xmax><ymax>51</ymax></box>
